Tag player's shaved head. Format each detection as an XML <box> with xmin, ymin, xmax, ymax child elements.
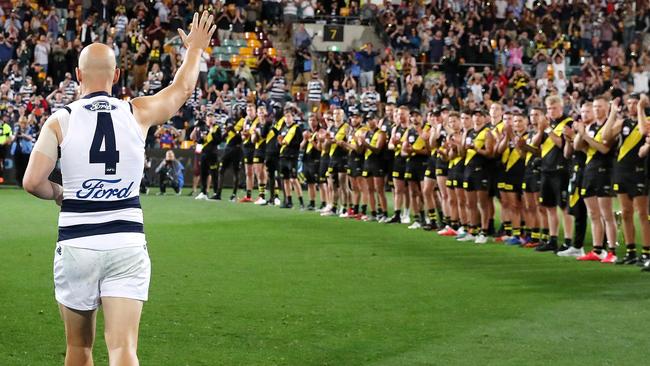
<box><xmin>77</xmin><ymin>43</ymin><xmax>117</xmax><ymax>83</ymax></box>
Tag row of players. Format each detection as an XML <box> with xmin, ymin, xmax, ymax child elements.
<box><xmin>190</xmin><ymin>94</ymin><xmax>650</xmax><ymax>269</ymax></box>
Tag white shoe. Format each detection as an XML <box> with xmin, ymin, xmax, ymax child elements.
<box><xmin>274</xmin><ymin>197</ymin><xmax>281</xmax><ymax>206</ymax></box>
<box><xmin>320</xmin><ymin>204</ymin><xmax>332</xmax><ymax>213</ymax></box>
<box><xmin>254</xmin><ymin>197</ymin><xmax>267</xmax><ymax>205</ymax></box>
<box><xmin>557</xmin><ymin>246</ymin><xmax>585</xmax><ymax>258</ymax></box>
<box><xmin>455</xmin><ymin>227</ymin><xmax>466</xmax><ymax>237</ymax></box>
<box><xmin>339</xmin><ymin>212</ymin><xmax>349</xmax><ymax>218</ymax></box>
<box><xmin>401</xmin><ymin>215</ymin><xmax>411</xmax><ymax>224</ymax></box>
<box><xmin>194</xmin><ymin>192</ymin><xmax>208</xmax><ymax>200</ymax></box>
<box><xmin>475</xmin><ymin>234</ymin><xmax>488</xmax><ymax>244</ymax></box>
<box><xmin>408</xmin><ymin>221</ymin><xmax>422</xmax><ymax>229</ymax></box>
<box><xmin>457</xmin><ymin>233</ymin><xmax>475</xmax><ymax>242</ymax></box>
<box><xmin>321</xmin><ymin>210</ymin><xmax>335</xmax><ymax>217</ymax></box>
<box><xmin>337</xmin><ymin>207</ymin><xmax>345</xmax><ymax>215</ymax></box>
<box><xmin>362</xmin><ymin>215</ymin><xmax>376</xmax><ymax>222</ymax></box>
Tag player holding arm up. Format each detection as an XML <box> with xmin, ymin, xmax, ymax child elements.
<box><xmin>23</xmin><ymin>12</ymin><xmax>215</xmax><ymax>366</ymax></box>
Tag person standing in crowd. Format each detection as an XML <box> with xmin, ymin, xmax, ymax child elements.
<box><xmin>0</xmin><ymin>113</ymin><xmax>12</xmax><ymax>183</ymax></box>
<box><xmin>240</xmin><ymin>103</ymin><xmax>258</xmax><ymax>203</ymax></box>
<box><xmin>533</xmin><ymin>95</ymin><xmax>574</xmax><ymax>252</ymax></box>
<box><xmin>251</xmin><ymin>105</ymin><xmax>269</xmax><ymax>205</ymax></box>
<box><xmin>11</xmin><ymin>116</ymin><xmax>35</xmax><ymax>187</ymax></box>
<box><xmin>278</xmin><ymin>108</ymin><xmax>302</xmax><ymax>208</ymax></box>
<box><xmin>193</xmin><ymin>113</ymin><xmax>222</xmax><ymax>200</ymax></box>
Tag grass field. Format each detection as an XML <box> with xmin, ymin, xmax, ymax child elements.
<box><xmin>2</xmin><ymin>187</ymin><xmax>650</xmax><ymax>365</ymax></box>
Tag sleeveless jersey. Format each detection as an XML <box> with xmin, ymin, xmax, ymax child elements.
<box><xmin>58</xmin><ymin>91</ymin><xmax>145</xmax><ymax>250</ymax></box>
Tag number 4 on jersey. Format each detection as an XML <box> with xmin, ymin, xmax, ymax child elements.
<box><xmin>90</xmin><ymin>112</ymin><xmax>120</xmax><ymax>175</ymax></box>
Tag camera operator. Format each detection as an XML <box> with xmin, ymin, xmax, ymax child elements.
<box><xmin>155</xmin><ymin>150</ymin><xmax>184</xmax><ymax>195</ymax></box>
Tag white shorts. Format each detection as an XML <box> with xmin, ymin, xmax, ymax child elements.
<box><xmin>53</xmin><ymin>244</ymin><xmax>151</xmax><ymax>311</ymax></box>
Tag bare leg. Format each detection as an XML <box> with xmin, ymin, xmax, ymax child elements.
<box><xmin>598</xmin><ymin>197</ymin><xmax>617</xmax><ymax>249</ymax></box>
<box><xmin>102</xmin><ymin>297</ymin><xmax>143</xmax><ymax>366</ymax></box>
<box><xmin>634</xmin><ymin>196</ymin><xmax>650</xmax><ymax>247</ymax></box>
<box><xmin>59</xmin><ymin>304</ymin><xmax>96</xmax><ymax>366</ymax></box>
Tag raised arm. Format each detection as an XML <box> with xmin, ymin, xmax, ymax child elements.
<box><xmin>131</xmin><ymin>12</ymin><xmax>215</xmax><ymax>128</ymax></box>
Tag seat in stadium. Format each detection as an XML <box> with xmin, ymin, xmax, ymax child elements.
<box><xmin>239</xmin><ymin>47</ymin><xmax>253</xmax><ymax>57</ymax></box>
<box><xmin>247</xmin><ymin>39</ymin><xmax>262</xmax><ymax>49</ymax></box>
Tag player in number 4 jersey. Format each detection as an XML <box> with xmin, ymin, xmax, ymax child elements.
<box><xmin>23</xmin><ymin>12</ymin><xmax>216</xmax><ymax>366</ymax></box>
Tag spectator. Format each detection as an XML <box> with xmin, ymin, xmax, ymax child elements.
<box><xmin>10</xmin><ymin>116</ymin><xmax>35</xmax><ymax>188</ymax></box>
<box><xmin>356</xmin><ymin>43</ymin><xmax>378</xmax><ymax>88</ymax></box>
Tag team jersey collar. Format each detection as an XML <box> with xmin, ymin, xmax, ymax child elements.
<box><xmin>82</xmin><ymin>91</ymin><xmax>111</xmax><ymax>99</ymax></box>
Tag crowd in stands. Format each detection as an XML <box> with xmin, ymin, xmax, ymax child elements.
<box><xmin>3</xmin><ymin>1</ymin><xmax>650</xmax><ymax>271</ymax></box>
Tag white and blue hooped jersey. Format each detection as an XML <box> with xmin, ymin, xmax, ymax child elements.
<box><xmin>57</xmin><ymin>91</ymin><xmax>146</xmax><ymax>250</ymax></box>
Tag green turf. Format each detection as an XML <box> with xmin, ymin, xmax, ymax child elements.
<box><xmin>2</xmin><ymin>187</ymin><xmax>650</xmax><ymax>365</ymax></box>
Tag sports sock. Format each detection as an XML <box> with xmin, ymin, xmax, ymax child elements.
<box><xmin>541</xmin><ymin>228</ymin><xmax>550</xmax><ymax>242</ymax></box>
<box><xmin>428</xmin><ymin>209</ymin><xmax>436</xmax><ymax>223</ymax></box>
<box><xmin>371</xmin><ymin>210</ymin><xmax>377</xmax><ymax>217</ymax></box>
<box><xmin>298</xmin><ymin>196</ymin><xmax>304</xmax><ymax>206</ymax></box>
<box><xmin>488</xmin><ymin>218</ymin><xmax>495</xmax><ymax>235</ymax></box>
<box><xmin>378</xmin><ymin>208</ymin><xmax>384</xmax><ymax>216</ymax></box>
<box><xmin>361</xmin><ymin>204</ymin><xmax>367</xmax><ymax>215</ymax></box>
<box><xmin>287</xmin><ymin>195</ymin><xmax>293</xmax><ymax>204</ymax></box>
<box><xmin>451</xmin><ymin>220</ymin><xmax>459</xmax><ymax>230</ymax></box>
<box><xmin>259</xmin><ymin>184</ymin><xmax>266</xmax><ymax>199</ymax></box>
<box><xmin>549</xmin><ymin>235</ymin><xmax>558</xmax><ymax>246</ymax></box>
<box><xmin>593</xmin><ymin>246</ymin><xmax>603</xmax><ymax>254</ymax></box>
<box><xmin>531</xmin><ymin>228</ymin><xmax>540</xmax><ymax>243</ymax></box>
<box><xmin>436</xmin><ymin>208</ymin><xmax>444</xmax><ymax>225</ymax></box>
<box><xmin>354</xmin><ymin>204</ymin><xmax>360</xmax><ymax>214</ymax></box>
<box><xmin>419</xmin><ymin>210</ymin><xmax>425</xmax><ymax>223</ymax></box>
<box><xmin>246</xmin><ymin>189</ymin><xmax>251</xmax><ymax>198</ymax></box>
<box><xmin>309</xmin><ymin>199</ymin><xmax>315</xmax><ymax>207</ymax></box>
<box><xmin>643</xmin><ymin>246</ymin><xmax>650</xmax><ymax>255</ymax></box>
<box><xmin>626</xmin><ymin>243</ymin><xmax>636</xmax><ymax>254</ymax></box>
<box><xmin>444</xmin><ymin>216</ymin><xmax>451</xmax><ymax>227</ymax></box>
<box><xmin>564</xmin><ymin>238</ymin><xmax>572</xmax><ymax>247</ymax></box>
<box><xmin>512</xmin><ymin>227</ymin><xmax>521</xmax><ymax>237</ymax></box>
<box><xmin>504</xmin><ymin>221</ymin><xmax>512</xmax><ymax>236</ymax></box>
<box><xmin>394</xmin><ymin>209</ymin><xmax>401</xmax><ymax>218</ymax></box>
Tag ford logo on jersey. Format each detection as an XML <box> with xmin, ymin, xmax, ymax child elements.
<box><xmin>76</xmin><ymin>178</ymin><xmax>134</xmax><ymax>199</ymax></box>
<box><xmin>84</xmin><ymin>100</ymin><xmax>117</xmax><ymax>112</ymax></box>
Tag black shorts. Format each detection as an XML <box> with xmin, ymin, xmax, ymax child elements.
<box><xmin>220</xmin><ymin>147</ymin><xmax>242</xmax><ymax>172</ymax></box>
<box><xmin>540</xmin><ymin>170</ymin><xmax>569</xmax><ymax>208</ymax></box>
<box><xmin>499</xmin><ymin>169</ymin><xmax>524</xmax><ymax>194</ymax></box>
<box><xmin>447</xmin><ymin>163</ymin><xmax>464</xmax><ymax>188</ymax></box>
<box><xmin>319</xmin><ymin>155</ymin><xmax>330</xmax><ymax>182</ymax></box>
<box><xmin>580</xmin><ymin>166</ymin><xmax>614</xmax><ymax>198</ymax></box>
<box><xmin>489</xmin><ymin>163</ymin><xmax>502</xmax><ymax>198</ymax></box>
<box><xmin>303</xmin><ymin>158</ymin><xmax>320</xmax><ymax>184</ymax></box>
<box><xmin>463</xmin><ymin>165</ymin><xmax>489</xmax><ymax>191</ymax></box>
<box><xmin>253</xmin><ymin>147</ymin><xmax>266</xmax><ymax>163</ymax></box>
<box><xmin>392</xmin><ymin>156</ymin><xmax>407</xmax><ymax>180</ymax></box>
<box><xmin>347</xmin><ymin>156</ymin><xmax>364</xmax><ymax>178</ymax></box>
<box><xmin>614</xmin><ymin>168</ymin><xmax>648</xmax><ymax>198</ymax></box>
<box><xmin>363</xmin><ymin>156</ymin><xmax>384</xmax><ymax>178</ymax></box>
<box><xmin>265</xmin><ymin>155</ymin><xmax>279</xmax><ymax>173</ymax></box>
<box><xmin>405</xmin><ymin>157</ymin><xmax>427</xmax><ymax>182</ymax></box>
<box><xmin>522</xmin><ymin>171</ymin><xmax>540</xmax><ymax>193</ymax></box>
<box><xmin>382</xmin><ymin>155</ymin><xmax>394</xmax><ymax>179</ymax></box>
<box><xmin>279</xmin><ymin>157</ymin><xmax>298</xmax><ymax>179</ymax></box>
<box><xmin>328</xmin><ymin>155</ymin><xmax>346</xmax><ymax>175</ymax></box>
<box><xmin>424</xmin><ymin>156</ymin><xmax>437</xmax><ymax>179</ymax></box>
<box><xmin>243</xmin><ymin>145</ymin><xmax>255</xmax><ymax>164</ymax></box>
<box><xmin>0</xmin><ymin>144</ymin><xmax>7</xmax><ymax>160</ymax></box>
<box><xmin>435</xmin><ymin>157</ymin><xmax>448</xmax><ymax>177</ymax></box>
